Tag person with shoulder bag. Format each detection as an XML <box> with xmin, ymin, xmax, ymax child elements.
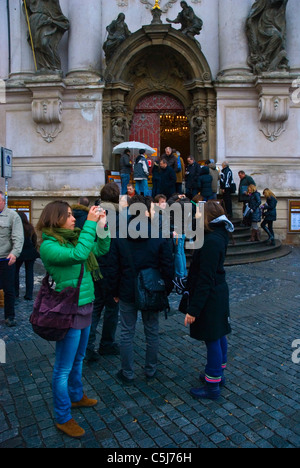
<box><xmin>261</xmin><ymin>188</ymin><xmax>277</xmax><ymax>245</ymax></box>
<box><xmin>35</xmin><ymin>201</ymin><xmax>110</xmax><ymax>439</ymax></box>
<box><xmin>106</xmin><ymin>195</ymin><xmax>174</xmax><ymax>384</ymax></box>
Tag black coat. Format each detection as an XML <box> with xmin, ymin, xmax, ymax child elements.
<box><xmin>106</xmin><ymin>218</ymin><xmax>174</xmax><ymax>304</ymax></box>
<box><xmin>262</xmin><ymin>196</ymin><xmax>277</xmax><ymax>221</ymax></box>
<box><xmin>186</xmin><ymin>223</ymin><xmax>231</xmax><ymax>342</ymax></box>
<box><xmin>185</xmin><ymin>162</ymin><xmax>201</xmax><ymax>190</ymax></box>
<box><xmin>158</xmin><ymin>166</ymin><xmax>177</xmax><ymax>199</ymax></box>
<box><xmin>199</xmin><ymin>166</ymin><xmax>213</xmax><ymax>199</ymax></box>
<box><xmin>248</xmin><ymin>191</ymin><xmax>261</xmax><ymax>222</ymax></box>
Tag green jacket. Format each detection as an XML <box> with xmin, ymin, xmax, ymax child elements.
<box><xmin>40</xmin><ymin>221</ymin><xmax>110</xmax><ymax>307</ymax></box>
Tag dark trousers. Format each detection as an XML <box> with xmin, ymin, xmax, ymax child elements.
<box><xmin>261</xmin><ymin>219</ymin><xmax>274</xmax><ymax>238</ymax></box>
<box><xmin>222</xmin><ymin>188</ymin><xmax>232</xmax><ymax>217</ymax></box>
<box><xmin>87</xmin><ymin>279</ymin><xmax>119</xmax><ymax>352</ymax></box>
<box><xmin>0</xmin><ymin>260</ymin><xmax>16</xmax><ymax>320</ymax></box>
<box><xmin>15</xmin><ymin>259</ymin><xmax>35</xmax><ymax>300</ymax></box>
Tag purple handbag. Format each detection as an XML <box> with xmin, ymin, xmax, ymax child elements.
<box><xmin>29</xmin><ymin>265</ymin><xmax>84</xmax><ymax>342</ymax></box>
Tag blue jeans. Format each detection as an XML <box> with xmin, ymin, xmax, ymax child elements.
<box><xmin>135</xmin><ymin>179</ymin><xmax>148</xmax><ymax>196</ymax></box>
<box><xmin>173</xmin><ymin>234</ymin><xmax>187</xmax><ymax>278</ymax></box>
<box><xmin>119</xmin><ymin>300</ymin><xmax>159</xmax><ymax>379</ymax></box>
<box><xmin>52</xmin><ymin>326</ymin><xmax>90</xmax><ymax>424</ymax></box>
<box><xmin>121</xmin><ymin>174</ymin><xmax>130</xmax><ymax>195</ymax></box>
<box><xmin>205</xmin><ymin>336</ymin><xmax>228</xmax><ymax>383</ymax></box>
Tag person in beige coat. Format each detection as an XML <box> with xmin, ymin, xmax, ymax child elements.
<box><xmin>0</xmin><ymin>191</ymin><xmax>24</xmax><ymax>327</ymax></box>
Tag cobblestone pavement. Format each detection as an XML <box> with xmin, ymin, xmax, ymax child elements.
<box><xmin>0</xmin><ymin>249</ymin><xmax>300</xmax><ymax>449</ymax></box>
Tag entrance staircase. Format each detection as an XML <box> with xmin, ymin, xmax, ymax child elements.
<box><xmin>224</xmin><ymin>219</ymin><xmax>292</xmax><ymax>266</ymax></box>
<box><xmin>186</xmin><ymin>219</ymin><xmax>292</xmax><ymax>267</ymax></box>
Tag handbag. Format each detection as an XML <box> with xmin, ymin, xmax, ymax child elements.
<box><xmin>230</xmin><ymin>182</ymin><xmax>237</xmax><ymax>194</ymax></box>
<box><xmin>125</xmin><ymin>241</ymin><xmax>170</xmax><ymax>318</ymax></box>
<box><xmin>29</xmin><ymin>265</ymin><xmax>84</xmax><ymax>342</ymax></box>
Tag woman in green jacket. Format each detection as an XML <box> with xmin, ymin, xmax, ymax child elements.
<box><xmin>36</xmin><ymin>200</ymin><xmax>110</xmax><ymax>439</ymax></box>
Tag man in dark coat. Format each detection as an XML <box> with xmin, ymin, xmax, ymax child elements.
<box><xmin>158</xmin><ymin>159</ymin><xmax>177</xmax><ymax>199</ymax></box>
<box><xmin>185</xmin><ymin>156</ymin><xmax>201</xmax><ymax>200</ymax></box>
<box><xmin>220</xmin><ymin>161</ymin><xmax>233</xmax><ymax>218</ymax></box>
<box><xmin>238</xmin><ymin>171</ymin><xmax>256</xmax><ymax>216</ymax></box>
<box><xmin>160</xmin><ymin>146</ymin><xmax>178</xmax><ymax>172</ymax></box>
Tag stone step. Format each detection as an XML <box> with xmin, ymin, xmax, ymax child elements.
<box><xmin>224</xmin><ymin>244</ymin><xmax>292</xmax><ymax>266</ymax></box>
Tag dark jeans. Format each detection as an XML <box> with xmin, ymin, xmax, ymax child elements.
<box><xmin>222</xmin><ymin>188</ymin><xmax>232</xmax><ymax>217</ymax></box>
<box><xmin>261</xmin><ymin>219</ymin><xmax>274</xmax><ymax>238</ymax></box>
<box><xmin>15</xmin><ymin>259</ymin><xmax>35</xmax><ymax>300</ymax></box>
<box><xmin>205</xmin><ymin>336</ymin><xmax>228</xmax><ymax>383</ymax></box>
<box><xmin>87</xmin><ymin>279</ymin><xmax>119</xmax><ymax>352</ymax></box>
<box><xmin>0</xmin><ymin>260</ymin><xmax>16</xmax><ymax>320</ymax></box>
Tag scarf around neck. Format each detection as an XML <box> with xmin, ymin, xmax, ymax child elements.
<box><xmin>42</xmin><ymin>227</ymin><xmax>102</xmax><ymax>281</ymax></box>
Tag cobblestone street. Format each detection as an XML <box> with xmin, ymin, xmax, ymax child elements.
<box><xmin>0</xmin><ymin>248</ymin><xmax>300</xmax><ymax>448</ymax></box>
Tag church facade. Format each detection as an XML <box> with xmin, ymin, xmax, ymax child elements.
<box><xmin>0</xmin><ymin>0</ymin><xmax>299</xmax><ymax>243</ymax></box>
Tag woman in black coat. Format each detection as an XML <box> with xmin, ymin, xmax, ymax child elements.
<box><xmin>184</xmin><ymin>201</ymin><xmax>233</xmax><ymax>400</ymax></box>
<box><xmin>247</xmin><ymin>184</ymin><xmax>262</xmax><ymax>242</ymax></box>
<box><xmin>261</xmin><ymin>188</ymin><xmax>277</xmax><ymax>246</ymax></box>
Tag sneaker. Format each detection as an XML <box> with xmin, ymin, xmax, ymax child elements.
<box><xmin>99</xmin><ymin>344</ymin><xmax>120</xmax><ymax>356</ymax></box>
<box><xmin>5</xmin><ymin>318</ymin><xmax>16</xmax><ymax>327</ymax></box>
<box><xmin>85</xmin><ymin>349</ymin><xmax>100</xmax><ymax>363</ymax></box>
<box><xmin>116</xmin><ymin>370</ymin><xmax>134</xmax><ymax>385</ymax></box>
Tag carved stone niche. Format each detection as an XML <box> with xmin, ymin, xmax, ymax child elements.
<box><xmin>256</xmin><ymin>77</ymin><xmax>290</xmax><ymax>142</ymax></box>
<box><xmin>25</xmin><ymin>80</ymin><xmax>65</xmax><ymax>143</ymax></box>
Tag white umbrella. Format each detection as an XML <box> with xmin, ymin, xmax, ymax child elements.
<box><xmin>112</xmin><ymin>141</ymin><xmax>156</xmax><ymax>155</ymax></box>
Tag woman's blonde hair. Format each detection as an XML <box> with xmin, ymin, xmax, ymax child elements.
<box><xmin>247</xmin><ymin>184</ymin><xmax>257</xmax><ymax>194</ymax></box>
<box><xmin>263</xmin><ymin>188</ymin><xmax>276</xmax><ymax>199</ymax></box>
<box><xmin>204</xmin><ymin>201</ymin><xmax>225</xmax><ymax>231</ymax></box>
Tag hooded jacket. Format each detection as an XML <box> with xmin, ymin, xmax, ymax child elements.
<box><xmin>199</xmin><ymin>166</ymin><xmax>213</xmax><ymax>199</ymax></box>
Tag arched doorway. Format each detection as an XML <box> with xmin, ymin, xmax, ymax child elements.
<box><xmin>103</xmin><ymin>24</ymin><xmax>216</xmax><ymax>170</ymax></box>
<box><xmin>129</xmin><ymin>93</ymin><xmax>190</xmax><ymax>162</ymax></box>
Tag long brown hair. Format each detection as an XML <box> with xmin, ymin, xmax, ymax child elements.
<box><xmin>263</xmin><ymin>188</ymin><xmax>276</xmax><ymax>199</ymax></box>
<box><xmin>204</xmin><ymin>201</ymin><xmax>225</xmax><ymax>232</ymax></box>
<box><xmin>18</xmin><ymin>211</ymin><xmax>35</xmax><ymax>239</ymax></box>
<box><xmin>36</xmin><ymin>201</ymin><xmax>71</xmax><ymax>232</ymax></box>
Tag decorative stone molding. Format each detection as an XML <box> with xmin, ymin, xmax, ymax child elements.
<box><xmin>256</xmin><ymin>77</ymin><xmax>290</xmax><ymax>142</ymax></box>
<box><xmin>25</xmin><ymin>79</ymin><xmax>65</xmax><ymax>143</ymax></box>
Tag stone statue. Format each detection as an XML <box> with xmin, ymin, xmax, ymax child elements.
<box><xmin>23</xmin><ymin>0</ymin><xmax>70</xmax><ymax>73</ymax></box>
<box><xmin>166</xmin><ymin>1</ymin><xmax>203</xmax><ymax>40</ymax></box>
<box><xmin>246</xmin><ymin>0</ymin><xmax>289</xmax><ymax>74</ymax></box>
<box><xmin>192</xmin><ymin>116</ymin><xmax>207</xmax><ymax>154</ymax></box>
<box><xmin>112</xmin><ymin>117</ymin><xmax>128</xmax><ymax>145</ymax></box>
<box><xmin>103</xmin><ymin>13</ymin><xmax>131</xmax><ymax>61</ymax></box>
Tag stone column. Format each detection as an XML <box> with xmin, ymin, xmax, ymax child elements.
<box><xmin>286</xmin><ymin>0</ymin><xmax>300</xmax><ymax>74</ymax></box>
<box><xmin>67</xmin><ymin>0</ymin><xmax>102</xmax><ymax>80</ymax></box>
<box><xmin>218</xmin><ymin>0</ymin><xmax>252</xmax><ymax>78</ymax></box>
<box><xmin>8</xmin><ymin>0</ymin><xmax>34</xmax><ymax>82</ymax></box>
<box><xmin>0</xmin><ymin>1</ymin><xmax>9</xmax><ymax>79</ymax></box>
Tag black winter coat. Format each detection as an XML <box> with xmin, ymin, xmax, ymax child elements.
<box><xmin>186</xmin><ymin>223</ymin><xmax>231</xmax><ymax>342</ymax></box>
<box><xmin>185</xmin><ymin>162</ymin><xmax>201</xmax><ymax>190</ymax></box>
<box><xmin>262</xmin><ymin>196</ymin><xmax>277</xmax><ymax>221</ymax></box>
<box><xmin>106</xmin><ymin>219</ymin><xmax>174</xmax><ymax>304</ymax></box>
<box><xmin>199</xmin><ymin>166</ymin><xmax>213</xmax><ymax>199</ymax></box>
<box><xmin>158</xmin><ymin>166</ymin><xmax>177</xmax><ymax>199</ymax></box>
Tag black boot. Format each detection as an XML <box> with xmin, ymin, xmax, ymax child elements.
<box><xmin>190</xmin><ymin>382</ymin><xmax>221</xmax><ymax>400</ymax></box>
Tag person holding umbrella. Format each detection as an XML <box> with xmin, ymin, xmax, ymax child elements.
<box><xmin>133</xmin><ymin>149</ymin><xmax>149</xmax><ymax>196</ymax></box>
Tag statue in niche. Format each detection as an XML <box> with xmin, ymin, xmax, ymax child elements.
<box><xmin>192</xmin><ymin>115</ymin><xmax>207</xmax><ymax>155</ymax></box>
<box><xmin>23</xmin><ymin>0</ymin><xmax>69</xmax><ymax>73</ymax></box>
<box><xmin>112</xmin><ymin>117</ymin><xmax>128</xmax><ymax>145</ymax></box>
<box><xmin>166</xmin><ymin>1</ymin><xmax>203</xmax><ymax>40</ymax></box>
<box><xmin>246</xmin><ymin>0</ymin><xmax>289</xmax><ymax>74</ymax></box>
<box><xmin>103</xmin><ymin>13</ymin><xmax>131</xmax><ymax>61</ymax></box>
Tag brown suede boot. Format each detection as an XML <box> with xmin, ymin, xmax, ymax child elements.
<box><xmin>247</xmin><ymin>229</ymin><xmax>256</xmax><ymax>242</ymax></box>
<box><xmin>255</xmin><ymin>229</ymin><xmax>260</xmax><ymax>241</ymax></box>
<box><xmin>71</xmin><ymin>394</ymin><xmax>98</xmax><ymax>409</ymax></box>
<box><xmin>56</xmin><ymin>418</ymin><xmax>85</xmax><ymax>438</ymax></box>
